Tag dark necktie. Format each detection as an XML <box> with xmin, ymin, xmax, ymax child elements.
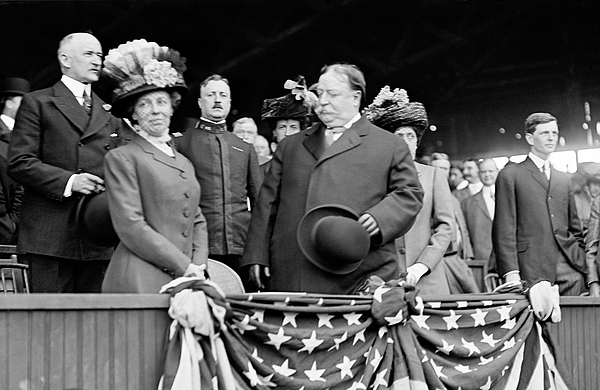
<box><xmin>82</xmin><ymin>90</ymin><xmax>92</xmax><ymax>115</ymax></box>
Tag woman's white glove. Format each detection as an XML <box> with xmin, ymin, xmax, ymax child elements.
<box><xmin>528</xmin><ymin>281</ymin><xmax>561</xmax><ymax>323</ymax></box>
<box><xmin>406</xmin><ymin>263</ymin><xmax>429</xmax><ymax>286</ymax></box>
<box><xmin>183</xmin><ymin>263</ymin><xmax>207</xmax><ymax>279</ymax></box>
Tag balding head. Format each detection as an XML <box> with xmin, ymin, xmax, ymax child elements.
<box><xmin>478</xmin><ymin>158</ymin><xmax>498</xmax><ymax>187</ymax></box>
<box><xmin>57</xmin><ymin>33</ymin><xmax>103</xmax><ymax>83</ymax></box>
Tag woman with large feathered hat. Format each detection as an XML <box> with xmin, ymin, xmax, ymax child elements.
<box><xmin>99</xmin><ymin>39</ymin><xmax>208</xmax><ymax>293</ymax></box>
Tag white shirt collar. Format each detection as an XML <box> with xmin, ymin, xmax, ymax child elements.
<box><xmin>342</xmin><ymin>113</ymin><xmax>361</xmax><ymax>129</ymax></box>
<box><xmin>0</xmin><ymin>115</ymin><xmax>15</xmax><ymax>131</ymax></box>
<box><xmin>482</xmin><ymin>185</ymin><xmax>495</xmax><ymax>196</ymax></box>
<box><xmin>61</xmin><ymin>75</ymin><xmax>90</xmax><ymax>99</ymax></box>
<box><xmin>468</xmin><ymin>181</ymin><xmax>484</xmax><ymax>195</ymax></box>
<box><xmin>200</xmin><ymin>117</ymin><xmax>226</xmax><ymax>125</ymax></box>
<box><xmin>528</xmin><ymin>152</ymin><xmax>549</xmax><ymax>170</ymax></box>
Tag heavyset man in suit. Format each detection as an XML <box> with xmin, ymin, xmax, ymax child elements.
<box><xmin>492</xmin><ymin>112</ymin><xmax>587</xmax><ymax>295</ymax></box>
<box><xmin>241</xmin><ymin>64</ymin><xmax>423</xmax><ymax>294</ymax></box>
<box><xmin>462</xmin><ymin>158</ymin><xmax>498</xmax><ymax>272</ymax></box>
<box><xmin>7</xmin><ymin>33</ymin><xmax>126</xmax><ymax>293</ymax></box>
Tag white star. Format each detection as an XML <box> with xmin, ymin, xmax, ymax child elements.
<box><xmin>369</xmin><ymin>348</ymin><xmax>383</xmax><ymax>368</ymax></box>
<box><xmin>501</xmin><ymin>318</ymin><xmax>516</xmax><ymax>330</ymax></box>
<box><xmin>481</xmin><ymin>331</ymin><xmax>500</xmax><ymax>347</ymax></box>
<box><xmin>344</xmin><ymin>312</ymin><xmax>362</xmax><ymax>325</ymax></box>
<box><xmin>353</xmin><ymin>329</ymin><xmax>366</xmax><ymax>345</ymax></box>
<box><xmin>350</xmin><ymin>299</ymin><xmax>356</xmax><ymax>305</ymax></box>
<box><xmin>234</xmin><ymin>314</ymin><xmax>256</xmax><ymax>334</ymax></box>
<box><xmin>384</xmin><ymin>309</ymin><xmax>404</xmax><ymax>325</ymax></box>
<box><xmin>415</xmin><ymin>296</ymin><xmax>425</xmax><ymax>314</ymax></box>
<box><xmin>480</xmin><ymin>376</ymin><xmax>493</xmax><ymax>390</ymax></box>
<box><xmin>251</xmin><ymin>309</ymin><xmax>265</xmax><ymax>323</ymax></box>
<box><xmin>443</xmin><ymin>310</ymin><xmax>461</xmax><ymax>330</ymax></box>
<box><xmin>348</xmin><ymin>380</ymin><xmax>367</xmax><ymax>390</ymax></box>
<box><xmin>455</xmin><ymin>364</ymin><xmax>472</xmax><ymax>373</ymax></box>
<box><xmin>479</xmin><ymin>356</ymin><xmax>493</xmax><ymax>365</ymax></box>
<box><xmin>482</xmin><ymin>300</ymin><xmax>493</xmax><ymax>306</ymax></box>
<box><xmin>501</xmin><ymin>365</ymin><xmax>509</xmax><ymax>376</ymax></box>
<box><xmin>372</xmin><ymin>368</ymin><xmax>389</xmax><ymax>389</ymax></box>
<box><xmin>328</xmin><ymin>331</ymin><xmax>348</xmax><ymax>351</ymax></box>
<box><xmin>304</xmin><ymin>361</ymin><xmax>326</xmax><ymax>382</ymax></box>
<box><xmin>378</xmin><ymin>327</ymin><xmax>388</xmax><ymax>339</ymax></box>
<box><xmin>471</xmin><ymin>308</ymin><xmax>488</xmax><ymax>327</ymax></box>
<box><xmin>428</xmin><ymin>301</ymin><xmax>442</xmax><ymax>309</ymax></box>
<box><xmin>430</xmin><ymin>359</ymin><xmax>448</xmax><ymax>379</ymax></box>
<box><xmin>501</xmin><ymin>337</ymin><xmax>516</xmax><ymax>351</ymax></box>
<box><xmin>259</xmin><ymin>373</ymin><xmax>277</xmax><ymax>387</ymax></box>
<box><xmin>496</xmin><ymin>305</ymin><xmax>512</xmax><ymax>321</ymax></box>
<box><xmin>299</xmin><ymin>330</ymin><xmax>324</xmax><ymax>354</ymax></box>
<box><xmin>282</xmin><ymin>312</ymin><xmax>298</xmax><ymax>328</ymax></box>
<box><xmin>251</xmin><ymin>348</ymin><xmax>264</xmax><ymax>363</ymax></box>
<box><xmin>437</xmin><ymin>339</ymin><xmax>454</xmax><ymax>355</ymax></box>
<box><xmin>457</xmin><ymin>301</ymin><xmax>468</xmax><ymax>308</ymax></box>
<box><xmin>336</xmin><ymin>356</ymin><xmax>356</xmax><ymax>379</ymax></box>
<box><xmin>317</xmin><ymin>313</ymin><xmax>334</xmax><ymax>328</ymax></box>
<box><xmin>461</xmin><ymin>337</ymin><xmax>480</xmax><ymax>356</ymax></box>
<box><xmin>273</xmin><ymin>359</ymin><xmax>296</xmax><ymax>377</ymax></box>
<box><xmin>317</xmin><ymin>298</ymin><xmax>324</xmax><ymax>305</ymax></box>
<box><xmin>507</xmin><ymin>299</ymin><xmax>517</xmax><ymax>304</ymax></box>
<box><xmin>411</xmin><ymin>313</ymin><xmax>430</xmax><ymax>330</ymax></box>
<box><xmin>243</xmin><ymin>361</ymin><xmax>261</xmax><ymax>387</ymax></box>
<box><xmin>373</xmin><ymin>286</ymin><xmax>391</xmax><ymax>302</ymax></box>
<box><xmin>266</xmin><ymin>327</ymin><xmax>291</xmax><ymax>350</ymax></box>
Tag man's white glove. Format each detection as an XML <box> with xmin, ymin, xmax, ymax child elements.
<box><xmin>528</xmin><ymin>281</ymin><xmax>561</xmax><ymax>323</ymax></box>
<box><xmin>406</xmin><ymin>263</ymin><xmax>429</xmax><ymax>286</ymax></box>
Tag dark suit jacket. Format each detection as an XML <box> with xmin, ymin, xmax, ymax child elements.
<box><xmin>241</xmin><ymin>116</ymin><xmax>424</xmax><ymax>294</ymax></box>
<box><xmin>462</xmin><ymin>190</ymin><xmax>495</xmax><ymax>267</ymax></box>
<box><xmin>7</xmin><ymin>81</ymin><xmax>126</xmax><ymax>260</ymax></box>
<box><xmin>492</xmin><ymin>157</ymin><xmax>586</xmax><ymax>285</ymax></box>
<box><xmin>0</xmin><ymin>138</ymin><xmax>22</xmax><ymax>244</ymax></box>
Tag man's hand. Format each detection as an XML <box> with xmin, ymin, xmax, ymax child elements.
<box><xmin>72</xmin><ymin>173</ymin><xmax>105</xmax><ymax>195</ymax></box>
<box><xmin>406</xmin><ymin>263</ymin><xmax>429</xmax><ymax>286</ymax></box>
<box><xmin>358</xmin><ymin>213</ymin><xmax>380</xmax><ymax>236</ymax></box>
<box><xmin>248</xmin><ymin>264</ymin><xmax>270</xmax><ymax>291</ymax></box>
<box><xmin>589</xmin><ymin>282</ymin><xmax>600</xmax><ymax>297</ymax></box>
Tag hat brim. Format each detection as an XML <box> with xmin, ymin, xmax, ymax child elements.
<box><xmin>75</xmin><ymin>191</ymin><xmax>119</xmax><ymax>249</ymax></box>
<box><xmin>297</xmin><ymin>204</ymin><xmax>364</xmax><ymax>275</ymax></box>
<box><xmin>110</xmin><ymin>84</ymin><xmax>188</xmax><ymax>118</ymax></box>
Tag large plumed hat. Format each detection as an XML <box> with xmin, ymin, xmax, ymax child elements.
<box><xmin>1</xmin><ymin>77</ymin><xmax>30</xmax><ymax>97</ymax></box>
<box><xmin>362</xmin><ymin>86</ymin><xmax>428</xmax><ymax>137</ymax></box>
<box><xmin>261</xmin><ymin>76</ymin><xmax>317</xmax><ymax>127</ymax></box>
<box><xmin>297</xmin><ymin>204</ymin><xmax>371</xmax><ymax>275</ymax></box>
<box><xmin>99</xmin><ymin>39</ymin><xmax>188</xmax><ymax>118</ymax></box>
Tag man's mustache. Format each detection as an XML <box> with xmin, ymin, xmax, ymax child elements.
<box><xmin>213</xmin><ymin>103</ymin><xmax>223</xmax><ymax>109</ymax></box>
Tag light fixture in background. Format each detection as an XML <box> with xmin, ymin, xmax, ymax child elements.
<box><xmin>499</xmin><ymin>127</ymin><xmax>506</xmax><ymax>134</ymax></box>
<box><xmin>429</xmin><ymin>125</ymin><xmax>437</xmax><ymax>132</ymax></box>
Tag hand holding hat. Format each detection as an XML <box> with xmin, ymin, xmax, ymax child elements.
<box><xmin>406</xmin><ymin>263</ymin><xmax>429</xmax><ymax>286</ymax></box>
<box><xmin>528</xmin><ymin>280</ymin><xmax>561</xmax><ymax>323</ymax></box>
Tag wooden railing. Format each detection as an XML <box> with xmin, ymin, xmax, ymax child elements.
<box><xmin>0</xmin><ymin>294</ymin><xmax>597</xmax><ymax>390</ymax></box>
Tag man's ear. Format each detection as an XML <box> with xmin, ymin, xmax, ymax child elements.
<box><xmin>524</xmin><ymin>132</ymin><xmax>533</xmax><ymax>146</ymax></box>
<box><xmin>353</xmin><ymin>91</ymin><xmax>362</xmax><ymax>107</ymax></box>
<box><xmin>58</xmin><ymin>52</ymin><xmax>70</xmax><ymax>69</ymax></box>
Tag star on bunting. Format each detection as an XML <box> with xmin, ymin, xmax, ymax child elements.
<box><xmin>251</xmin><ymin>309</ymin><xmax>265</xmax><ymax>323</ymax></box>
<box><xmin>329</xmin><ymin>331</ymin><xmax>348</xmax><ymax>351</ymax></box>
<box><xmin>353</xmin><ymin>329</ymin><xmax>366</xmax><ymax>345</ymax></box>
<box><xmin>317</xmin><ymin>313</ymin><xmax>334</xmax><ymax>328</ymax></box>
<box><xmin>344</xmin><ymin>312</ymin><xmax>362</xmax><ymax>325</ymax></box>
<box><xmin>411</xmin><ymin>313</ymin><xmax>431</xmax><ymax>330</ymax></box>
<box><xmin>243</xmin><ymin>361</ymin><xmax>261</xmax><ymax>387</ymax></box>
<box><xmin>480</xmin><ymin>376</ymin><xmax>493</xmax><ymax>390</ymax></box>
<box><xmin>369</xmin><ymin>349</ymin><xmax>383</xmax><ymax>368</ymax></box>
<box><xmin>273</xmin><ymin>359</ymin><xmax>296</xmax><ymax>377</ymax></box>
<box><xmin>481</xmin><ymin>331</ymin><xmax>500</xmax><ymax>347</ymax></box>
<box><xmin>501</xmin><ymin>337</ymin><xmax>516</xmax><ymax>351</ymax></box>
<box><xmin>373</xmin><ymin>286</ymin><xmax>391</xmax><ymax>303</ymax></box>
<box><xmin>266</xmin><ymin>327</ymin><xmax>292</xmax><ymax>350</ymax></box>
<box><xmin>496</xmin><ymin>305</ymin><xmax>512</xmax><ymax>321</ymax></box>
<box><xmin>437</xmin><ymin>339</ymin><xmax>455</xmax><ymax>355</ymax></box>
<box><xmin>251</xmin><ymin>348</ymin><xmax>264</xmax><ymax>363</ymax></box>
<box><xmin>455</xmin><ymin>364</ymin><xmax>472</xmax><ymax>373</ymax></box>
<box><xmin>282</xmin><ymin>312</ymin><xmax>298</xmax><ymax>327</ymax></box>
<box><xmin>430</xmin><ymin>359</ymin><xmax>448</xmax><ymax>379</ymax></box>
<box><xmin>384</xmin><ymin>309</ymin><xmax>404</xmax><ymax>325</ymax></box>
<box><xmin>234</xmin><ymin>314</ymin><xmax>257</xmax><ymax>334</ymax></box>
<box><xmin>372</xmin><ymin>368</ymin><xmax>389</xmax><ymax>389</ymax></box>
<box><xmin>304</xmin><ymin>361</ymin><xmax>326</xmax><ymax>382</ymax></box>
<box><xmin>461</xmin><ymin>337</ymin><xmax>480</xmax><ymax>356</ymax></box>
<box><xmin>501</xmin><ymin>318</ymin><xmax>516</xmax><ymax>330</ymax></box>
<box><xmin>471</xmin><ymin>308</ymin><xmax>488</xmax><ymax>327</ymax></box>
<box><xmin>299</xmin><ymin>330</ymin><xmax>324</xmax><ymax>354</ymax></box>
<box><xmin>336</xmin><ymin>356</ymin><xmax>356</xmax><ymax>379</ymax></box>
<box><xmin>443</xmin><ymin>310</ymin><xmax>461</xmax><ymax>330</ymax></box>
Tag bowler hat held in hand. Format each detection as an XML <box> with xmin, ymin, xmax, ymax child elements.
<box><xmin>297</xmin><ymin>204</ymin><xmax>371</xmax><ymax>275</ymax></box>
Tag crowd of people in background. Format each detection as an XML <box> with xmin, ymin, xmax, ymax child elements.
<box><xmin>1</xmin><ymin>32</ymin><xmax>599</xmax><ymax>302</ymax></box>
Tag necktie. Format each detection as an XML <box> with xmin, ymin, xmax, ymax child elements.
<box><xmin>82</xmin><ymin>90</ymin><xmax>92</xmax><ymax>115</ymax></box>
<box><xmin>541</xmin><ymin>164</ymin><xmax>549</xmax><ymax>181</ymax></box>
<box><xmin>325</xmin><ymin>127</ymin><xmax>344</xmax><ymax>147</ymax></box>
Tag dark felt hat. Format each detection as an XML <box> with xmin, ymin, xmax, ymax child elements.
<box><xmin>1</xmin><ymin>77</ymin><xmax>30</xmax><ymax>97</ymax></box>
<box><xmin>76</xmin><ymin>191</ymin><xmax>119</xmax><ymax>248</ymax></box>
<box><xmin>297</xmin><ymin>204</ymin><xmax>370</xmax><ymax>275</ymax></box>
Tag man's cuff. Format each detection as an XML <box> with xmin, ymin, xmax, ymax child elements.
<box><xmin>63</xmin><ymin>174</ymin><xmax>76</xmax><ymax>197</ymax></box>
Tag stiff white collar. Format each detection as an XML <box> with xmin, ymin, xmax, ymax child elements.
<box><xmin>61</xmin><ymin>75</ymin><xmax>91</xmax><ymax>99</ymax></box>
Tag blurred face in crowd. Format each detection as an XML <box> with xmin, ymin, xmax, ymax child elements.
<box><xmin>589</xmin><ymin>181</ymin><xmax>600</xmax><ymax>198</ymax></box>
<box><xmin>431</xmin><ymin>159</ymin><xmax>451</xmax><ymax>178</ymax></box>
<box><xmin>233</xmin><ymin>121</ymin><xmax>258</xmax><ymax>144</ymax></box>
<box><xmin>526</xmin><ymin>120</ymin><xmax>558</xmax><ymax>160</ymax></box>
<box><xmin>463</xmin><ymin>160</ymin><xmax>480</xmax><ymax>183</ymax></box>
<box><xmin>394</xmin><ymin>126</ymin><xmax>418</xmax><ymax>160</ymax></box>
<box><xmin>478</xmin><ymin>159</ymin><xmax>498</xmax><ymax>187</ymax></box>
<box><xmin>315</xmin><ymin>70</ymin><xmax>361</xmax><ymax>128</ymax></box>
<box><xmin>254</xmin><ymin>135</ymin><xmax>270</xmax><ymax>157</ymax></box>
<box><xmin>131</xmin><ymin>90</ymin><xmax>173</xmax><ymax>137</ymax></box>
<box><xmin>274</xmin><ymin>119</ymin><xmax>301</xmax><ymax>142</ymax></box>
<box><xmin>199</xmin><ymin>80</ymin><xmax>231</xmax><ymax>121</ymax></box>
<box><xmin>59</xmin><ymin>33</ymin><xmax>103</xmax><ymax>84</ymax></box>
<box><xmin>449</xmin><ymin>167</ymin><xmax>464</xmax><ymax>188</ymax></box>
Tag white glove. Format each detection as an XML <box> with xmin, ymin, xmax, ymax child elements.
<box><xmin>183</xmin><ymin>263</ymin><xmax>207</xmax><ymax>279</ymax></box>
<box><xmin>529</xmin><ymin>281</ymin><xmax>561</xmax><ymax>323</ymax></box>
<box><xmin>406</xmin><ymin>263</ymin><xmax>429</xmax><ymax>286</ymax></box>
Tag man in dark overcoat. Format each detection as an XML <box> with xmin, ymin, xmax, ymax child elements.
<box><xmin>492</xmin><ymin>112</ymin><xmax>587</xmax><ymax>295</ymax></box>
<box><xmin>7</xmin><ymin>33</ymin><xmax>126</xmax><ymax>292</ymax></box>
<box><xmin>241</xmin><ymin>64</ymin><xmax>424</xmax><ymax>294</ymax></box>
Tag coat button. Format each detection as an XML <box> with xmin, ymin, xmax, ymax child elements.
<box><xmin>551</xmin><ymin>213</ymin><xmax>555</xmax><ymax>218</ymax></box>
<box><xmin>399</xmin><ymin>248</ymin><xmax>406</xmax><ymax>254</ymax></box>
<box><xmin>78</xmin><ymin>142</ymin><xmax>83</xmax><ymax>147</ymax></box>
<box><xmin>184</xmin><ymin>191</ymin><xmax>190</xmax><ymax>198</ymax></box>
<box><xmin>182</xmin><ymin>230</ymin><xmax>189</xmax><ymax>237</ymax></box>
<box><xmin>183</xmin><ymin>210</ymin><xmax>190</xmax><ymax>217</ymax></box>
<box><xmin>180</xmin><ymin>172</ymin><xmax>187</xmax><ymax>179</ymax></box>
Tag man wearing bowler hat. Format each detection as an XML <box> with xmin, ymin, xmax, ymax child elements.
<box><xmin>241</xmin><ymin>63</ymin><xmax>423</xmax><ymax>294</ymax></box>
<box><xmin>0</xmin><ymin>77</ymin><xmax>29</xmax><ymax>243</ymax></box>
<box><xmin>7</xmin><ymin>33</ymin><xmax>127</xmax><ymax>292</ymax></box>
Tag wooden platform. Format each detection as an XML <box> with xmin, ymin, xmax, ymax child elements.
<box><xmin>0</xmin><ymin>294</ymin><xmax>598</xmax><ymax>390</ymax></box>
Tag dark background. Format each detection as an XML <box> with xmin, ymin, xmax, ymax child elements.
<box><xmin>1</xmin><ymin>0</ymin><xmax>600</xmax><ymax>159</ymax></box>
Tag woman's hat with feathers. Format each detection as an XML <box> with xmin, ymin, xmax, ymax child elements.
<box><xmin>261</xmin><ymin>76</ymin><xmax>318</xmax><ymax>128</ymax></box>
<box><xmin>99</xmin><ymin>39</ymin><xmax>188</xmax><ymax>118</ymax></box>
<box><xmin>363</xmin><ymin>86</ymin><xmax>428</xmax><ymax>138</ymax></box>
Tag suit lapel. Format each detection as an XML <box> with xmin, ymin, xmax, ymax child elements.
<box><xmin>50</xmin><ymin>81</ymin><xmax>89</xmax><ymax>133</ymax></box>
<box><xmin>302</xmin><ymin>124</ymin><xmax>325</xmax><ymax>161</ymax></box>
<box><xmin>474</xmin><ymin>191</ymin><xmax>491</xmax><ymax>220</ymax></box>
<box><xmin>523</xmin><ymin>157</ymin><xmax>549</xmax><ymax>190</ymax></box>
<box><xmin>80</xmin><ymin>92</ymin><xmax>112</xmax><ymax>141</ymax></box>
<box><xmin>135</xmin><ymin>135</ymin><xmax>186</xmax><ymax>171</ymax></box>
<box><xmin>309</xmin><ymin>116</ymin><xmax>368</xmax><ymax>167</ymax></box>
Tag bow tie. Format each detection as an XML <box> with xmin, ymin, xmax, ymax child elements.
<box><xmin>197</xmin><ymin>119</ymin><xmax>227</xmax><ymax>133</ymax></box>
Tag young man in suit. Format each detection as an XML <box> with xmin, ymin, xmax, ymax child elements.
<box><xmin>241</xmin><ymin>64</ymin><xmax>423</xmax><ymax>294</ymax></box>
<box><xmin>462</xmin><ymin>158</ymin><xmax>498</xmax><ymax>271</ymax></box>
<box><xmin>7</xmin><ymin>33</ymin><xmax>126</xmax><ymax>292</ymax></box>
<box><xmin>492</xmin><ymin>112</ymin><xmax>587</xmax><ymax>295</ymax></box>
